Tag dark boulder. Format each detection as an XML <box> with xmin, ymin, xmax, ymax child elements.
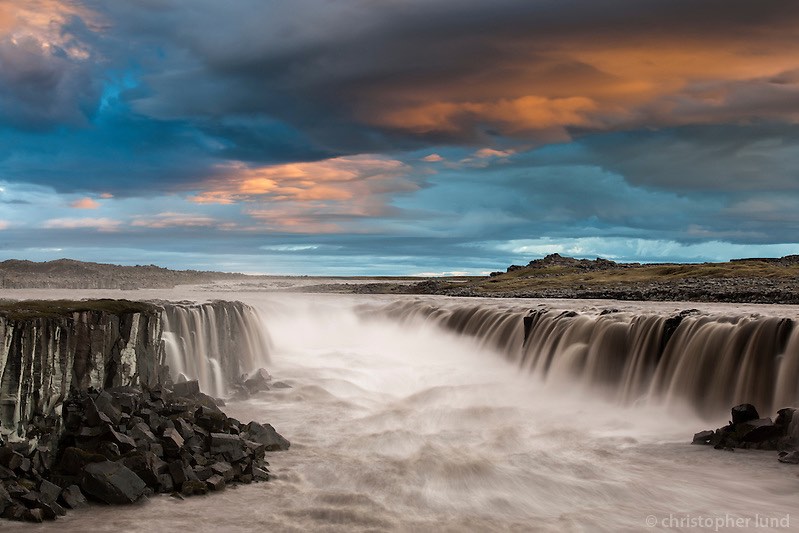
<box><xmin>173</xmin><ymin>380</ymin><xmax>201</xmax><ymax>398</ymax></box>
<box><xmin>205</xmin><ymin>474</ymin><xmax>225</xmax><ymax>491</ymax></box>
<box><xmin>210</xmin><ymin>433</ymin><xmax>244</xmax><ymax>455</ymax></box>
<box><xmin>161</xmin><ymin>428</ymin><xmax>185</xmax><ymax>456</ymax></box>
<box><xmin>775</xmin><ymin>408</ymin><xmax>795</xmax><ymax>429</ymax></box>
<box><xmin>731</xmin><ymin>404</ymin><xmax>759</xmax><ymax>425</ymax></box>
<box><xmin>692</xmin><ymin>430</ymin><xmax>714</xmax><ymax>445</ymax></box>
<box><xmin>738</xmin><ymin>418</ymin><xmax>781</xmax><ymax>443</ymax></box>
<box><xmin>119</xmin><ymin>451</ymin><xmax>165</xmax><ymax>487</ymax></box>
<box><xmin>94</xmin><ymin>392</ymin><xmax>123</xmax><ymax>426</ymax></box>
<box><xmin>0</xmin><ymin>483</ymin><xmax>11</xmax><ymax>515</ymax></box>
<box><xmin>81</xmin><ymin>461</ymin><xmax>147</xmax><ymax>504</ymax></box>
<box><xmin>38</xmin><ymin>479</ymin><xmax>61</xmax><ymax>503</ymax></box>
<box><xmin>60</xmin><ymin>485</ymin><xmax>88</xmax><ymax>509</ymax></box>
<box><xmin>56</xmin><ymin>447</ymin><xmax>107</xmax><ymax>476</ymax></box>
<box><xmin>194</xmin><ymin>406</ymin><xmax>227</xmax><ymax>432</ymax></box>
<box><xmin>778</xmin><ymin>451</ymin><xmax>799</xmax><ymax>464</ymax></box>
<box><xmin>243</xmin><ymin>368</ymin><xmax>272</xmax><ymax>394</ymax></box>
<box><xmin>210</xmin><ymin>461</ymin><xmax>234</xmax><ymax>482</ymax></box>
<box><xmin>244</xmin><ymin>422</ymin><xmax>290</xmax><ymax>451</ymax></box>
<box><xmin>180</xmin><ymin>479</ymin><xmax>208</xmax><ymax>496</ymax></box>
<box><xmin>168</xmin><ymin>460</ymin><xmax>197</xmax><ymax>488</ymax></box>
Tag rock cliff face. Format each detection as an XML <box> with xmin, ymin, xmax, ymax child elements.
<box><xmin>0</xmin><ymin>302</ymin><xmax>166</xmax><ymax>441</ymax></box>
<box><xmin>0</xmin><ymin>300</ymin><xmax>270</xmax><ymax>442</ymax></box>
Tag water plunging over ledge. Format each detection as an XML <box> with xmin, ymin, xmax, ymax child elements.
<box><xmin>2</xmin><ymin>290</ymin><xmax>798</xmax><ymax>532</ymax></box>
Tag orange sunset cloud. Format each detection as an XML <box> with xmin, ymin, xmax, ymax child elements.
<box><xmin>190</xmin><ymin>155</ymin><xmax>414</xmax><ymax>205</ymax></box>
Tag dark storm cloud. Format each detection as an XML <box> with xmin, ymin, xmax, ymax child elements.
<box><xmin>90</xmin><ymin>0</ymin><xmax>799</xmax><ymax>148</ymax></box>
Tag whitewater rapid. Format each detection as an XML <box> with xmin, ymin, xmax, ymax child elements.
<box><xmin>4</xmin><ymin>290</ymin><xmax>799</xmax><ymax>532</ymax></box>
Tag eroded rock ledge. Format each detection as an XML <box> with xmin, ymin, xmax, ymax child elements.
<box><xmin>0</xmin><ymin>299</ymin><xmax>289</xmax><ymax>523</ymax></box>
<box><xmin>0</xmin><ymin>380</ymin><xmax>289</xmax><ymax>522</ymax></box>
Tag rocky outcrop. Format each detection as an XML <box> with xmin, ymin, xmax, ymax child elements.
<box><xmin>0</xmin><ymin>299</ymin><xmax>271</xmax><ymax>442</ymax></box>
<box><xmin>0</xmin><ymin>301</ymin><xmax>166</xmax><ymax>442</ymax></box>
<box><xmin>1</xmin><ymin>381</ymin><xmax>287</xmax><ymax>522</ymax></box>
<box><xmin>692</xmin><ymin>404</ymin><xmax>799</xmax><ymax>459</ymax></box>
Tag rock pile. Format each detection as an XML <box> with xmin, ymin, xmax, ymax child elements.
<box><xmin>0</xmin><ymin>380</ymin><xmax>289</xmax><ymax>523</ymax></box>
<box><xmin>692</xmin><ymin>403</ymin><xmax>797</xmax><ymax>459</ymax></box>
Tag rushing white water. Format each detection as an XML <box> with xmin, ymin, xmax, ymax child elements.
<box><xmin>373</xmin><ymin>299</ymin><xmax>799</xmax><ymax>418</ymax></box>
<box><xmin>6</xmin><ymin>291</ymin><xmax>791</xmax><ymax>533</ymax></box>
<box><xmin>161</xmin><ymin>301</ymin><xmax>272</xmax><ymax>397</ymax></box>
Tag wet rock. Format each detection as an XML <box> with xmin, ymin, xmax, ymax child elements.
<box><xmin>252</xmin><ymin>466</ymin><xmax>269</xmax><ymax>481</ymax></box>
<box><xmin>731</xmin><ymin>404</ymin><xmax>760</xmax><ymax>425</ymax></box>
<box><xmin>210</xmin><ymin>433</ymin><xmax>243</xmax><ymax>455</ymax></box>
<box><xmin>39</xmin><ymin>498</ymin><xmax>67</xmax><ymax>519</ymax></box>
<box><xmin>24</xmin><ymin>507</ymin><xmax>44</xmax><ymax>523</ymax></box>
<box><xmin>60</xmin><ymin>485</ymin><xmax>88</xmax><ymax>509</ymax></box>
<box><xmin>94</xmin><ymin>392</ymin><xmax>123</xmax><ymax>426</ymax></box>
<box><xmin>157</xmin><ymin>474</ymin><xmax>174</xmax><ymax>493</ymax></box>
<box><xmin>692</xmin><ymin>430</ymin><xmax>715</xmax><ymax>445</ymax></box>
<box><xmin>119</xmin><ymin>451</ymin><xmax>165</xmax><ymax>487</ymax></box>
<box><xmin>271</xmin><ymin>381</ymin><xmax>292</xmax><ymax>389</ymax></box>
<box><xmin>1</xmin><ymin>500</ymin><xmax>27</xmax><ymax>521</ymax></box>
<box><xmin>56</xmin><ymin>447</ymin><xmax>108</xmax><ymax>476</ymax></box>
<box><xmin>775</xmin><ymin>408</ymin><xmax>795</xmax><ymax>430</ymax></box>
<box><xmin>738</xmin><ymin>418</ymin><xmax>781</xmax><ymax>443</ymax></box>
<box><xmin>161</xmin><ymin>427</ymin><xmax>185</xmax><ymax>456</ymax></box>
<box><xmin>38</xmin><ymin>479</ymin><xmax>61</xmax><ymax>502</ymax></box>
<box><xmin>244</xmin><ymin>422</ymin><xmax>290</xmax><ymax>451</ymax></box>
<box><xmin>205</xmin><ymin>474</ymin><xmax>225</xmax><ymax>491</ymax></box>
<box><xmin>81</xmin><ymin>461</ymin><xmax>147</xmax><ymax>504</ymax></box>
<box><xmin>168</xmin><ymin>460</ymin><xmax>197</xmax><ymax>488</ymax></box>
<box><xmin>108</xmin><ymin>429</ymin><xmax>137</xmax><ymax>453</ymax></box>
<box><xmin>180</xmin><ymin>479</ymin><xmax>208</xmax><ymax>496</ymax></box>
<box><xmin>0</xmin><ymin>465</ymin><xmax>15</xmax><ymax>479</ymax></box>
<box><xmin>0</xmin><ymin>484</ymin><xmax>11</xmax><ymax>515</ymax></box>
<box><xmin>184</xmin><ymin>435</ymin><xmax>205</xmax><ymax>455</ymax></box>
<box><xmin>778</xmin><ymin>451</ymin><xmax>799</xmax><ymax>464</ymax></box>
<box><xmin>106</xmin><ymin>387</ymin><xmax>142</xmax><ymax>414</ymax></box>
<box><xmin>210</xmin><ymin>461</ymin><xmax>234</xmax><ymax>482</ymax></box>
<box><xmin>243</xmin><ymin>368</ymin><xmax>272</xmax><ymax>394</ymax></box>
<box><xmin>173</xmin><ymin>380</ymin><xmax>201</xmax><ymax>398</ymax></box>
<box><xmin>130</xmin><ymin>422</ymin><xmax>158</xmax><ymax>444</ymax></box>
<box><xmin>0</xmin><ymin>447</ymin><xmax>25</xmax><ymax>471</ymax></box>
<box><xmin>193</xmin><ymin>466</ymin><xmax>213</xmax><ymax>481</ymax></box>
<box><xmin>195</xmin><ymin>406</ymin><xmax>227</xmax><ymax>432</ymax></box>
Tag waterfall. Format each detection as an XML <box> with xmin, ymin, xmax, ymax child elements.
<box><xmin>369</xmin><ymin>299</ymin><xmax>798</xmax><ymax>417</ymax></box>
<box><xmin>161</xmin><ymin>301</ymin><xmax>271</xmax><ymax>397</ymax></box>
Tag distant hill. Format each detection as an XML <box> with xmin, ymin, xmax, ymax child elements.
<box><xmin>417</xmin><ymin>253</ymin><xmax>799</xmax><ymax>303</ymax></box>
<box><xmin>0</xmin><ymin>259</ymin><xmax>246</xmax><ymax>289</ymax></box>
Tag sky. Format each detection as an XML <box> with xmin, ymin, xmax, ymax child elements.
<box><xmin>1</xmin><ymin>0</ymin><xmax>799</xmax><ymax>275</ymax></box>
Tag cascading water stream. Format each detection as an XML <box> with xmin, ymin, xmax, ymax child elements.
<box><xmin>160</xmin><ymin>301</ymin><xmax>272</xmax><ymax>397</ymax></box>
<box><xmin>367</xmin><ymin>299</ymin><xmax>799</xmax><ymax>417</ymax></box>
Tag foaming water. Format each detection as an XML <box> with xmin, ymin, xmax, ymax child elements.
<box><xmin>374</xmin><ymin>299</ymin><xmax>799</xmax><ymax>418</ymax></box>
<box><xmin>12</xmin><ymin>293</ymin><xmax>799</xmax><ymax>532</ymax></box>
<box><xmin>161</xmin><ymin>301</ymin><xmax>272</xmax><ymax>396</ymax></box>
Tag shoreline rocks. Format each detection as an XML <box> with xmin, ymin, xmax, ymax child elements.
<box><xmin>0</xmin><ymin>379</ymin><xmax>289</xmax><ymax>523</ymax></box>
<box><xmin>692</xmin><ymin>403</ymin><xmax>797</xmax><ymax>457</ymax></box>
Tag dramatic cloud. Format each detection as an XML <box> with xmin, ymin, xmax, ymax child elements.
<box><xmin>1</xmin><ymin>1</ymin><xmax>799</xmax><ymax>273</ymax></box>
<box><xmin>0</xmin><ymin>0</ymin><xmax>100</xmax><ymax>128</ymax></box>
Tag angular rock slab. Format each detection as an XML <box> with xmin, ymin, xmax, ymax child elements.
<box><xmin>81</xmin><ymin>461</ymin><xmax>147</xmax><ymax>504</ymax></box>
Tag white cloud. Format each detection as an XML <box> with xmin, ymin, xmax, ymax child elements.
<box><xmin>42</xmin><ymin>217</ymin><xmax>122</xmax><ymax>232</ymax></box>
